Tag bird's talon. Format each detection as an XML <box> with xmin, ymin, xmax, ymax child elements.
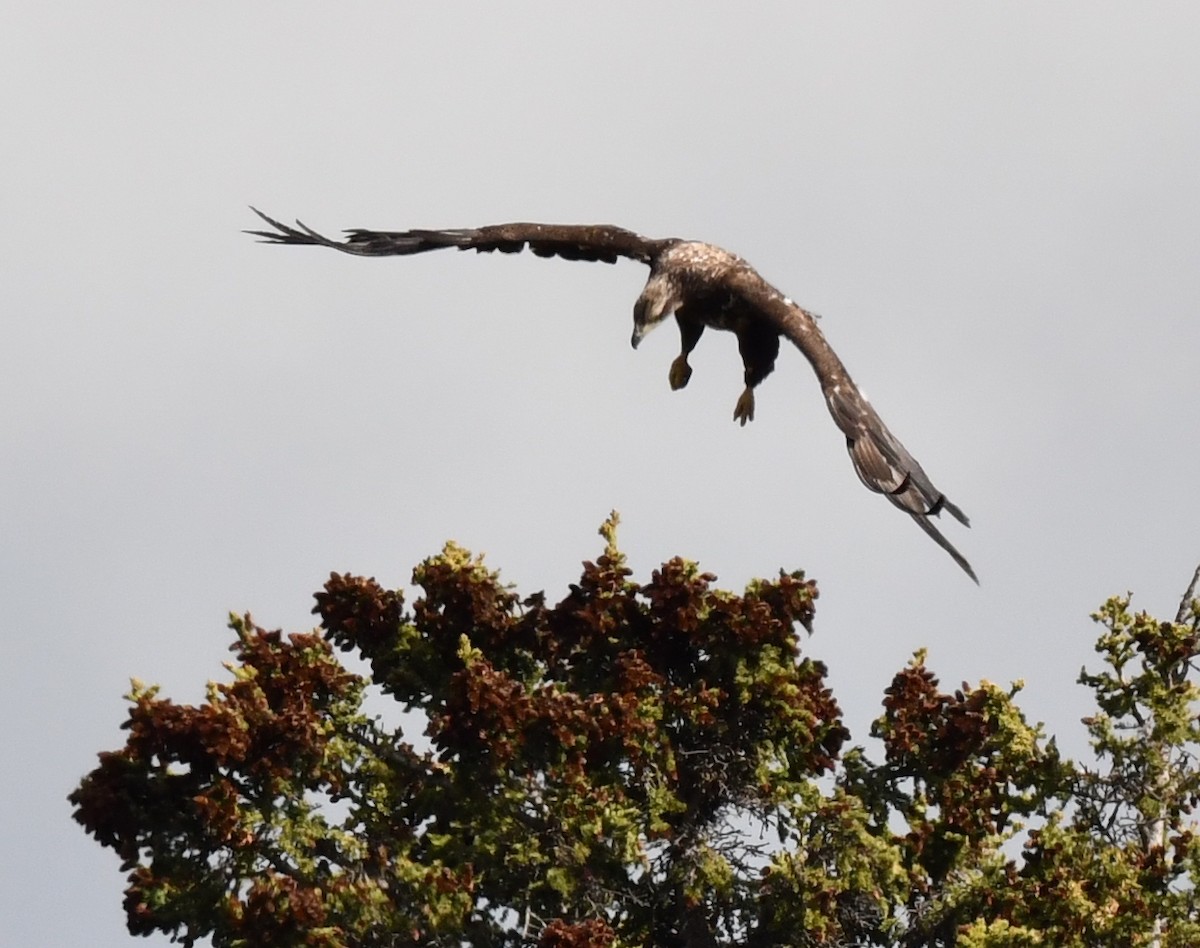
<box><xmin>733</xmin><ymin>388</ymin><xmax>755</xmax><ymax>426</ymax></box>
<box><xmin>668</xmin><ymin>355</ymin><xmax>693</xmax><ymax>390</ymax></box>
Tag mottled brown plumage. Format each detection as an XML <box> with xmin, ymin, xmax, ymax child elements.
<box><xmin>248</xmin><ymin>208</ymin><xmax>975</xmax><ymax>581</ymax></box>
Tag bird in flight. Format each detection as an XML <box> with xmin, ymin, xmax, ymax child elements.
<box><xmin>247</xmin><ymin>208</ymin><xmax>975</xmax><ymax>581</ymax></box>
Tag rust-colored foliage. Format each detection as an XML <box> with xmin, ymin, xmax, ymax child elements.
<box><xmin>538</xmin><ymin>918</ymin><xmax>616</xmax><ymax>948</ymax></box>
<box><xmin>881</xmin><ymin>664</ymin><xmax>992</xmax><ymax>776</ymax></box>
<box><xmin>72</xmin><ymin>522</ymin><xmax>1200</xmax><ymax>946</ymax></box>
<box><xmin>870</xmin><ymin>661</ymin><xmax>1045</xmax><ymax>893</ymax></box>
<box><xmin>71</xmin><ymin>518</ymin><xmax>844</xmax><ymax>947</ymax></box>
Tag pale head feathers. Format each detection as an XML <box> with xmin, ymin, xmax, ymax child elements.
<box><xmin>631</xmin><ymin>241</ymin><xmax>743</xmax><ymax>348</ymax></box>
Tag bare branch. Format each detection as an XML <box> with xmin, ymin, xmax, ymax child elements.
<box><xmin>1176</xmin><ymin>563</ymin><xmax>1200</xmax><ymax>624</ymax></box>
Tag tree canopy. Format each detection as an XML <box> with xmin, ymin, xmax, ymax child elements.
<box><xmin>71</xmin><ymin>518</ymin><xmax>1200</xmax><ymax>946</ymax></box>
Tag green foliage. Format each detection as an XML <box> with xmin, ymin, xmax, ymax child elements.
<box><xmin>71</xmin><ymin>522</ymin><xmax>1200</xmax><ymax>946</ymax></box>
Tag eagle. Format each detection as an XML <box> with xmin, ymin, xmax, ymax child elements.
<box><xmin>247</xmin><ymin>208</ymin><xmax>975</xmax><ymax>581</ymax></box>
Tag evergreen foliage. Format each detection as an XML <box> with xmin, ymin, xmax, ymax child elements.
<box><xmin>71</xmin><ymin>519</ymin><xmax>1200</xmax><ymax>946</ymax></box>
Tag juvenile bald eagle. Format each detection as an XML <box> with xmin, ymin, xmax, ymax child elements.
<box><xmin>248</xmin><ymin>208</ymin><xmax>975</xmax><ymax>581</ymax></box>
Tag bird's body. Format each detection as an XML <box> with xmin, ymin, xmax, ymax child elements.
<box><xmin>248</xmin><ymin>209</ymin><xmax>975</xmax><ymax>581</ymax></box>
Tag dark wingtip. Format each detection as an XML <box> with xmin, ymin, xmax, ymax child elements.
<box><xmin>940</xmin><ymin>496</ymin><xmax>970</xmax><ymax>527</ymax></box>
<box><xmin>911</xmin><ymin>512</ymin><xmax>978</xmax><ymax>584</ymax></box>
<box><xmin>243</xmin><ymin>207</ymin><xmax>336</xmax><ymax>248</ymax></box>
<box><xmin>245</xmin><ymin>206</ymin><xmax>277</xmax><ymax>240</ymax></box>
<box><xmin>245</xmin><ymin>207</ymin><xmax>303</xmax><ymax>243</ymax></box>
<box><xmin>247</xmin><ymin>206</ymin><xmax>281</xmax><ymax>230</ymax></box>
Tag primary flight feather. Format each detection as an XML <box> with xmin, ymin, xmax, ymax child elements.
<box><xmin>247</xmin><ymin>208</ymin><xmax>975</xmax><ymax>581</ymax></box>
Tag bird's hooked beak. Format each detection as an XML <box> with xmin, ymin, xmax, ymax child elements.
<box><xmin>632</xmin><ymin>277</ymin><xmax>676</xmax><ymax>349</ymax></box>
<box><xmin>630</xmin><ymin>297</ymin><xmax>656</xmax><ymax>349</ymax></box>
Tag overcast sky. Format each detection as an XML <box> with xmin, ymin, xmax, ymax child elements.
<box><xmin>4</xmin><ymin>4</ymin><xmax>1199</xmax><ymax>944</ymax></box>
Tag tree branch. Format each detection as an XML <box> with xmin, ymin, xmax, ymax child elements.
<box><xmin>1176</xmin><ymin>563</ymin><xmax>1200</xmax><ymax>624</ymax></box>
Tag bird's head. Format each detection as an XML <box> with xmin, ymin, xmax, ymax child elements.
<box><xmin>631</xmin><ymin>271</ymin><xmax>679</xmax><ymax>349</ymax></box>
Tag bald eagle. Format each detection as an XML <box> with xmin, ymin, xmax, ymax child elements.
<box><xmin>247</xmin><ymin>209</ymin><xmax>975</xmax><ymax>582</ymax></box>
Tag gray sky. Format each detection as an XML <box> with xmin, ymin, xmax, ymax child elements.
<box><xmin>4</xmin><ymin>4</ymin><xmax>1199</xmax><ymax>944</ymax></box>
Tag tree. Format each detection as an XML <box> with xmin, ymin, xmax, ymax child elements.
<box><xmin>71</xmin><ymin>519</ymin><xmax>1200</xmax><ymax>946</ymax></box>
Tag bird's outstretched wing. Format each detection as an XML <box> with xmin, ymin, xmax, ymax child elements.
<box><xmin>825</xmin><ymin>381</ymin><xmax>975</xmax><ymax>582</ymax></box>
<box><xmin>246</xmin><ymin>207</ymin><xmax>668</xmax><ymax>266</ymax></box>
<box><xmin>729</xmin><ymin>270</ymin><xmax>976</xmax><ymax>582</ymax></box>
<box><xmin>248</xmin><ymin>209</ymin><xmax>974</xmax><ymax>581</ymax></box>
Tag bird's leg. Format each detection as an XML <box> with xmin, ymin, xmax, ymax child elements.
<box><xmin>733</xmin><ymin>323</ymin><xmax>780</xmax><ymax>427</ymax></box>
<box><xmin>670</xmin><ymin>314</ymin><xmax>705</xmax><ymax>391</ymax></box>
<box><xmin>733</xmin><ymin>387</ymin><xmax>755</xmax><ymax>426</ymax></box>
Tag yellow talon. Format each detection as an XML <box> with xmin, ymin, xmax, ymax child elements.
<box><xmin>669</xmin><ymin>355</ymin><xmax>693</xmax><ymax>390</ymax></box>
<box><xmin>733</xmin><ymin>387</ymin><xmax>755</xmax><ymax>426</ymax></box>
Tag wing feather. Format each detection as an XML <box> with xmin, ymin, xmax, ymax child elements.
<box><xmin>728</xmin><ymin>270</ymin><xmax>975</xmax><ymax>580</ymax></box>
<box><xmin>247</xmin><ymin>207</ymin><xmax>667</xmax><ymax>265</ymax></box>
